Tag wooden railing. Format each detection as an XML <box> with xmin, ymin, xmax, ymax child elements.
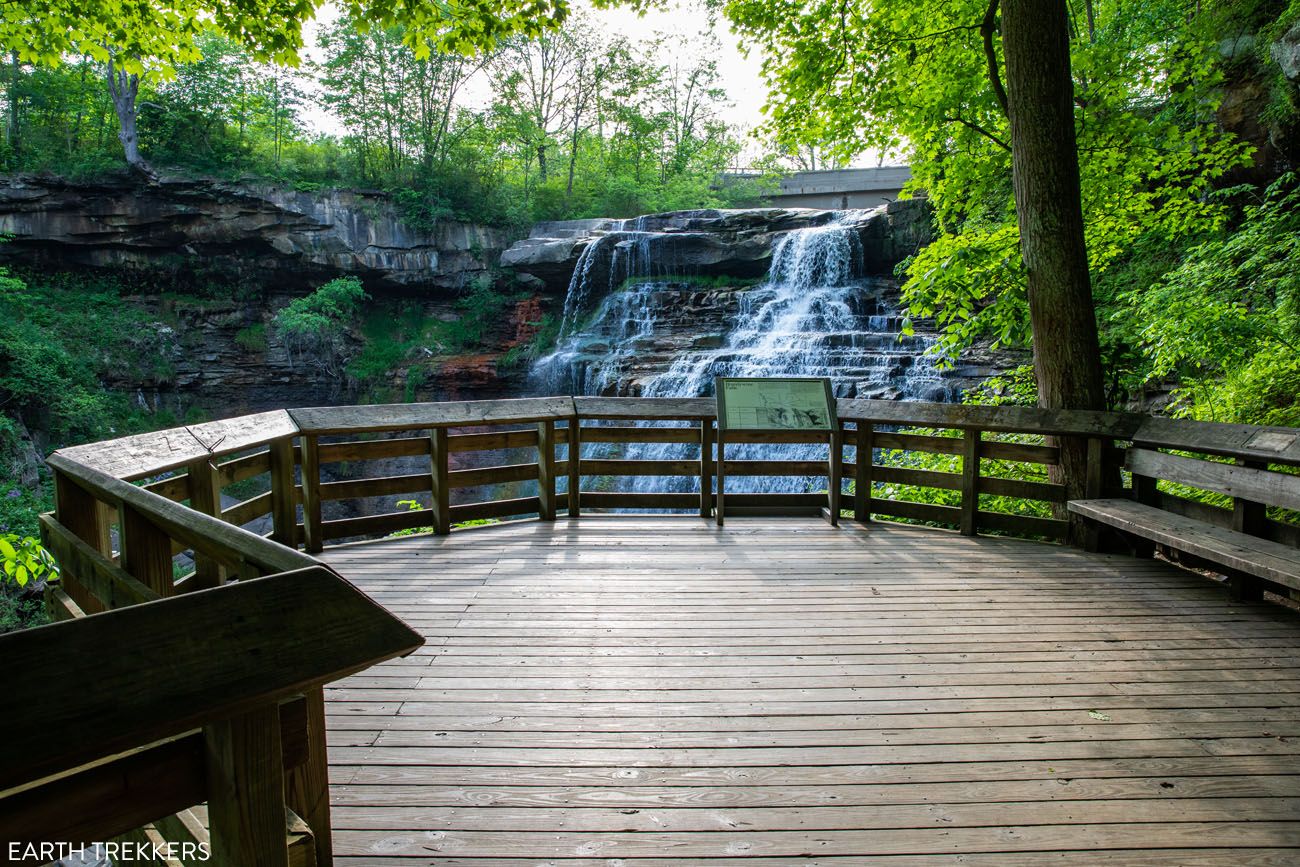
<box><xmin>16</xmin><ymin>395</ymin><xmax>1300</xmax><ymax>862</ymax></box>
<box><xmin>1</xmin><ymin>564</ymin><xmax>420</xmax><ymax>866</ymax></box>
<box><xmin>42</xmin><ymin>397</ymin><xmax>1300</xmax><ymax>556</ymax></box>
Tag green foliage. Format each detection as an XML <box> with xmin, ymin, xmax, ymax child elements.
<box><xmin>234</xmin><ymin>323</ymin><xmax>268</xmax><ymax>353</ymax></box>
<box><xmin>500</xmin><ymin>313</ymin><xmax>562</xmax><ymax>370</ymax></box>
<box><xmin>347</xmin><ymin>282</ymin><xmax>518</xmax><ymax>395</ymax></box>
<box><xmin>1121</xmin><ymin>174</ymin><xmax>1300</xmax><ymax>426</ymax></box>
<box><xmin>0</xmin><ymin>589</ymin><xmax>48</xmax><ymax>634</ymax></box>
<box><xmin>0</xmin><ymin>533</ymin><xmax>57</xmax><ymax>588</ymax></box>
<box><xmin>387</xmin><ymin>499</ymin><xmax>499</xmax><ymax>537</ymax></box>
<box><xmin>0</xmin><ymin>482</ymin><xmax>50</xmax><ymax>538</ymax></box>
<box><xmin>0</xmin><ymin>267</ymin><xmax>179</xmax><ymax>446</ymax></box>
<box><xmin>273</xmin><ymin>277</ymin><xmax>368</xmax><ymax>379</ymax></box>
<box><xmin>2</xmin><ymin>0</ymin><xmax>565</xmax><ymax>74</ymax></box>
<box><xmin>725</xmin><ymin>0</ymin><xmax>1252</xmax><ymax>368</ymax></box>
<box><xmin>441</xmin><ymin>278</ymin><xmax>512</xmax><ymax>350</ymax></box>
<box><xmin>3</xmin><ymin>8</ymin><xmax>762</xmax><ymax>226</ymax></box>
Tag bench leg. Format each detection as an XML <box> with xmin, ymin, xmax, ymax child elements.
<box><xmin>1228</xmin><ymin>573</ymin><xmax>1264</xmax><ymax>603</ymax></box>
<box><xmin>1082</xmin><ymin>523</ymin><xmax>1101</xmax><ymax>554</ymax></box>
<box><xmin>1131</xmin><ymin>537</ymin><xmax>1156</xmax><ymax>559</ymax></box>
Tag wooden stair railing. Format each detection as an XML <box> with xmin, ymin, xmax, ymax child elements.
<box><xmin>0</xmin><ymin>565</ymin><xmax>422</xmax><ymax>866</ymax></box>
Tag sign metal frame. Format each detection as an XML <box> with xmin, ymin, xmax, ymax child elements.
<box><xmin>713</xmin><ymin>377</ymin><xmax>841</xmax><ymax>527</ymax></box>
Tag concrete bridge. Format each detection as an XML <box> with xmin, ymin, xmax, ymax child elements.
<box><xmin>765</xmin><ymin>165</ymin><xmax>912</xmax><ymax>209</ymax></box>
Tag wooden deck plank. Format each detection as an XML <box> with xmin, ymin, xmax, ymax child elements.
<box><xmin>319</xmin><ymin>517</ymin><xmax>1300</xmax><ymax>863</ymax></box>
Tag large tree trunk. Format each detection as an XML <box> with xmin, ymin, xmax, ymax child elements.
<box><xmin>1000</xmin><ymin>0</ymin><xmax>1106</xmax><ymax>539</ymax></box>
<box><xmin>106</xmin><ymin>59</ymin><xmax>152</xmax><ymax>177</ymax></box>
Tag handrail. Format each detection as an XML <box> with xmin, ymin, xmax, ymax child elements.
<box><xmin>0</xmin><ymin>565</ymin><xmax>421</xmax><ymax>791</ymax></box>
<box><xmin>46</xmin><ymin>452</ymin><xmax>317</xmax><ymax>577</ymax></box>
<box><xmin>52</xmin><ymin>409</ymin><xmax>299</xmax><ymax>481</ymax></box>
<box><xmin>1133</xmin><ymin>415</ymin><xmax>1300</xmax><ymax>466</ymax></box>
<box><xmin>574</xmin><ymin>396</ymin><xmax>717</xmax><ymax>419</ymax></box>
<box><xmin>46</xmin><ymin>398</ymin><xmax>1300</xmax><ymax>483</ymax></box>
<box><xmin>1</xmin><ymin>566</ymin><xmax>421</xmax><ymax>860</ymax></box>
<box><xmin>289</xmin><ymin>396</ymin><xmax>577</xmax><ymax>434</ymax></box>
<box><xmin>837</xmin><ymin>398</ymin><xmax>1147</xmax><ymax>439</ymax></box>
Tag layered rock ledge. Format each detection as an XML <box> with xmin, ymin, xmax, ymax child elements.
<box><xmin>0</xmin><ymin>174</ymin><xmax>512</xmax><ymax>290</ymax></box>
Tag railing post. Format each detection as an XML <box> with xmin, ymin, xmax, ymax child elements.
<box><xmin>269</xmin><ymin>436</ymin><xmax>299</xmax><ymax>548</ymax></box>
<box><xmin>187</xmin><ymin>458</ymin><xmax>225</xmax><ymax>590</ymax></box>
<box><xmin>1085</xmin><ymin>437</ymin><xmax>1104</xmax><ymax>499</ymax></box>
<box><xmin>716</xmin><ymin>435</ymin><xmax>726</xmax><ymax>527</ymax></box>
<box><xmin>854</xmin><ymin>422</ymin><xmax>874</xmax><ymax>524</ymax></box>
<box><xmin>300</xmin><ymin>435</ymin><xmax>324</xmax><ymax>554</ymax></box>
<box><xmin>960</xmin><ymin>429</ymin><xmax>981</xmax><ymax>536</ymax></box>
<box><xmin>119</xmin><ymin>504</ymin><xmax>176</xmax><ymax>598</ymax></box>
<box><xmin>205</xmin><ymin>703</ymin><xmax>290</xmax><ymax>867</ymax></box>
<box><xmin>699</xmin><ymin>419</ymin><xmax>714</xmax><ymax>519</ymax></box>
<box><xmin>1082</xmin><ymin>437</ymin><xmax>1105</xmax><ymax>552</ymax></box>
<box><xmin>285</xmin><ymin>687</ymin><xmax>332</xmax><ymax>866</ymax></box>
<box><xmin>827</xmin><ymin>426</ymin><xmax>842</xmax><ymax>526</ymax></box>
<box><xmin>52</xmin><ymin>470</ymin><xmax>110</xmax><ymax>614</ymax></box>
<box><xmin>1231</xmin><ymin>458</ymin><xmax>1268</xmax><ymax>601</ymax></box>
<box><xmin>1233</xmin><ymin>459</ymin><xmax>1269</xmax><ymax>535</ymax></box>
<box><xmin>567</xmin><ymin>417</ymin><xmax>581</xmax><ymax>518</ymax></box>
<box><xmin>430</xmin><ymin>427</ymin><xmax>451</xmax><ymax>535</ymax></box>
<box><xmin>537</xmin><ymin>420</ymin><xmax>557</xmax><ymax>521</ymax></box>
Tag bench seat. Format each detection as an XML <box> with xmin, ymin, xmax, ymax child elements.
<box><xmin>1069</xmin><ymin>498</ymin><xmax>1300</xmax><ymax>591</ymax></box>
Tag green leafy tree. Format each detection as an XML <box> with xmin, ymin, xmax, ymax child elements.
<box><xmin>273</xmin><ymin>276</ymin><xmax>369</xmax><ymax>381</ymax></box>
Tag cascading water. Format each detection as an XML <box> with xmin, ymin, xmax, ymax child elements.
<box><xmin>531</xmin><ymin>209</ymin><xmax>958</xmax><ymax>496</ymax></box>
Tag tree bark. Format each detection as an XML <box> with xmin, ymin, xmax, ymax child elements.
<box><xmin>106</xmin><ymin>59</ymin><xmax>152</xmax><ymax>177</ymax></box>
<box><xmin>1000</xmin><ymin>0</ymin><xmax>1106</xmax><ymax>539</ymax></box>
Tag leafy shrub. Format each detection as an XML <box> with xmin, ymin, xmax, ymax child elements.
<box><xmin>274</xmin><ymin>277</ymin><xmax>369</xmax><ymax>379</ymax></box>
<box><xmin>0</xmin><ymin>267</ymin><xmax>178</xmax><ymax>447</ymax></box>
<box><xmin>387</xmin><ymin>499</ymin><xmax>500</xmax><ymax>537</ymax></box>
<box><xmin>0</xmin><ymin>534</ymin><xmax>57</xmax><ymax>588</ymax></box>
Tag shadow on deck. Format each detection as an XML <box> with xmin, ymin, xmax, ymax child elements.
<box><xmin>319</xmin><ymin>517</ymin><xmax>1300</xmax><ymax>865</ymax></box>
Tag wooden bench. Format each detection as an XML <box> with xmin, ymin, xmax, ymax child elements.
<box><xmin>1069</xmin><ymin>447</ymin><xmax>1300</xmax><ymax>599</ymax></box>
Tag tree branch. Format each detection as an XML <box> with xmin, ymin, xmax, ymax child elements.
<box><xmin>981</xmin><ymin>0</ymin><xmax>1009</xmax><ymax>116</ymax></box>
<box><xmin>943</xmin><ymin>115</ymin><xmax>1011</xmax><ymax>151</ymax></box>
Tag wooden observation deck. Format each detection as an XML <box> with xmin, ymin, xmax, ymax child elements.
<box><xmin>4</xmin><ymin>397</ymin><xmax>1300</xmax><ymax>865</ymax></box>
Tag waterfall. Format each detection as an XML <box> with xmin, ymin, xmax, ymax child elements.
<box><xmin>530</xmin><ymin>210</ymin><xmax>956</xmax><ymax>497</ymax></box>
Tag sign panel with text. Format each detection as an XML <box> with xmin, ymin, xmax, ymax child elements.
<box><xmin>715</xmin><ymin>377</ymin><xmax>836</xmax><ymax>432</ymax></box>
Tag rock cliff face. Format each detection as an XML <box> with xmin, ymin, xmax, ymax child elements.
<box><xmin>0</xmin><ymin>174</ymin><xmax>513</xmax><ymax>290</ymax></box>
<box><xmin>500</xmin><ymin>199</ymin><xmax>933</xmax><ymax>292</ymax></box>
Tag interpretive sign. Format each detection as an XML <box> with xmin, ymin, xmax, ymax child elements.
<box><xmin>715</xmin><ymin>377</ymin><xmax>836</xmax><ymax>432</ymax></box>
<box><xmin>713</xmin><ymin>377</ymin><xmax>840</xmax><ymax>527</ymax></box>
